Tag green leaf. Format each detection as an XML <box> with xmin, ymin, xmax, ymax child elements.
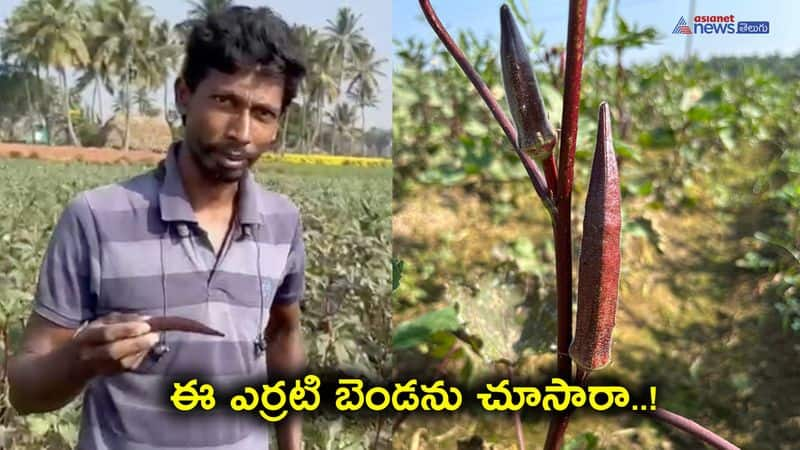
<box><xmin>455</xmin><ymin>273</ymin><xmax>555</xmax><ymax>363</ymax></box>
<box><xmin>26</xmin><ymin>416</ymin><xmax>51</xmax><ymax>437</ymax></box>
<box><xmin>680</xmin><ymin>87</ymin><xmax>703</xmax><ymax>112</ymax></box>
<box><xmin>623</xmin><ymin>216</ymin><xmax>663</xmax><ymax>253</ymax></box>
<box><xmin>637</xmin><ymin>127</ymin><xmax>676</xmax><ymax>149</ymax></box>
<box><xmin>563</xmin><ymin>431</ymin><xmax>600</xmax><ymax>450</ymax></box>
<box><xmin>615</xmin><ymin>141</ymin><xmax>641</xmax><ymax>162</ymax></box>
<box><xmin>392</xmin><ymin>258</ymin><xmax>404</xmax><ymax>292</ymax></box>
<box><xmin>588</xmin><ymin>0</ymin><xmax>611</xmax><ymax>39</ymax></box>
<box><xmin>392</xmin><ymin>306</ymin><xmax>461</xmax><ymax>350</ymax></box>
<box><xmin>719</xmin><ymin>127</ymin><xmax>736</xmax><ymax>151</ymax></box>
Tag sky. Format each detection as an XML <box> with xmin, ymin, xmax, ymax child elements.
<box><xmin>393</xmin><ymin>0</ymin><xmax>799</xmax><ymax>65</ymax></box>
<box><xmin>1</xmin><ymin>1</ymin><xmax>797</xmax><ymax>131</ymax></box>
<box><xmin>0</xmin><ymin>0</ymin><xmax>393</xmax><ymax>130</ymax></box>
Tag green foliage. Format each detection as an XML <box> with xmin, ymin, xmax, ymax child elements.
<box><xmin>392</xmin><ymin>305</ymin><xmax>460</xmax><ymax>350</ymax></box>
<box><xmin>391</xmin><ymin>258</ymin><xmax>404</xmax><ymax>292</ymax></box>
<box><xmin>0</xmin><ymin>158</ymin><xmax>391</xmax><ymax>449</ymax></box>
<box><xmin>563</xmin><ymin>431</ymin><xmax>601</xmax><ymax>450</ymax></box>
<box><xmin>395</xmin><ymin>29</ymin><xmax>800</xmax><ymax>338</ymax></box>
<box><xmin>736</xmin><ymin>120</ymin><xmax>800</xmax><ymax>332</ymax></box>
<box><xmin>394</xmin><ymin>7</ymin><xmax>800</xmax><ymax>448</ymax></box>
<box><xmin>706</xmin><ymin>52</ymin><xmax>800</xmax><ymax>83</ymax></box>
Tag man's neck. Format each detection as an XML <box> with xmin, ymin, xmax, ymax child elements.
<box><xmin>176</xmin><ymin>142</ymin><xmax>239</xmax><ymax>215</ymax></box>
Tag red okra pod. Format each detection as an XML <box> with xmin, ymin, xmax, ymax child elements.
<box><xmin>569</xmin><ymin>102</ymin><xmax>621</xmax><ymax>371</ymax></box>
<box><xmin>499</xmin><ymin>4</ymin><xmax>558</xmax><ymax>160</ymax></box>
<box><xmin>147</xmin><ymin>316</ymin><xmax>225</xmax><ymax>337</ymax></box>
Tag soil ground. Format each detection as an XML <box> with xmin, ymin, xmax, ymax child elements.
<box><xmin>392</xmin><ymin>147</ymin><xmax>800</xmax><ymax>450</ymax></box>
<box><xmin>0</xmin><ymin>142</ymin><xmax>165</xmax><ymax>164</ymax></box>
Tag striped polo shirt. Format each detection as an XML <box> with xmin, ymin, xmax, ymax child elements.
<box><xmin>33</xmin><ymin>142</ymin><xmax>305</xmax><ymax>450</ymax></box>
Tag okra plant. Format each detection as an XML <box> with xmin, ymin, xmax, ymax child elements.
<box><xmin>418</xmin><ymin>1</ymin><xmax>740</xmax><ymax>449</ymax></box>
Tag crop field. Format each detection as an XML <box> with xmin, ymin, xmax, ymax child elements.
<box><xmin>392</xmin><ymin>5</ymin><xmax>800</xmax><ymax>449</ymax></box>
<box><xmin>0</xmin><ymin>155</ymin><xmax>392</xmax><ymax>449</ymax></box>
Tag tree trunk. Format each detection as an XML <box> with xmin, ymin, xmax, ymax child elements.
<box><xmin>310</xmin><ymin>100</ymin><xmax>323</xmax><ymax>153</ymax></box>
<box><xmin>98</xmin><ymin>78</ymin><xmax>104</xmax><ymax>124</ymax></box>
<box><xmin>361</xmin><ymin>104</ymin><xmax>367</xmax><ymax>157</ymax></box>
<box><xmin>24</xmin><ymin>70</ymin><xmax>35</xmax><ymax>143</ymax></box>
<box><xmin>36</xmin><ymin>66</ymin><xmax>52</xmax><ymax>145</ymax></box>
<box><xmin>123</xmin><ymin>63</ymin><xmax>132</xmax><ymax>151</ymax></box>
<box><xmin>331</xmin><ymin>119</ymin><xmax>337</xmax><ymax>156</ymax></box>
<box><xmin>90</xmin><ymin>77</ymin><xmax>98</xmax><ymax>123</ymax></box>
<box><xmin>280</xmin><ymin>106</ymin><xmax>290</xmax><ymax>156</ymax></box>
<box><xmin>332</xmin><ymin>46</ymin><xmax>348</xmax><ymax>157</ymax></box>
<box><xmin>60</xmin><ymin>69</ymin><xmax>81</xmax><ymax>146</ymax></box>
<box><xmin>299</xmin><ymin>101</ymin><xmax>307</xmax><ymax>152</ymax></box>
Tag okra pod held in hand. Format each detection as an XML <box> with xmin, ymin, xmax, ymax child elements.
<box><xmin>146</xmin><ymin>316</ymin><xmax>225</xmax><ymax>337</ymax></box>
<box><xmin>500</xmin><ymin>4</ymin><xmax>557</xmax><ymax>160</ymax></box>
<box><xmin>569</xmin><ymin>102</ymin><xmax>621</xmax><ymax>372</ymax></box>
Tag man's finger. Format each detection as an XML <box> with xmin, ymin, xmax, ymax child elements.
<box><xmin>121</xmin><ymin>349</ymin><xmax>152</xmax><ymax>370</ymax></box>
<box><xmin>108</xmin><ymin>333</ymin><xmax>160</xmax><ymax>361</ymax></box>
<box><xmin>78</xmin><ymin>322</ymin><xmax>152</xmax><ymax>345</ymax></box>
<box><xmin>94</xmin><ymin>312</ymin><xmax>150</xmax><ymax>325</ymax></box>
<box><xmin>86</xmin><ymin>332</ymin><xmax>159</xmax><ymax>362</ymax></box>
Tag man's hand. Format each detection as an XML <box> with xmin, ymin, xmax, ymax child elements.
<box><xmin>8</xmin><ymin>311</ymin><xmax>159</xmax><ymax>415</ymax></box>
<box><xmin>71</xmin><ymin>312</ymin><xmax>160</xmax><ymax>377</ymax></box>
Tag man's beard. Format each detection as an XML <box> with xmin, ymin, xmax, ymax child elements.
<box><xmin>186</xmin><ymin>140</ymin><xmax>253</xmax><ymax>184</ymax></box>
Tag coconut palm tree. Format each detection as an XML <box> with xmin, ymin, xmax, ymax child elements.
<box><xmin>90</xmin><ymin>0</ymin><xmax>156</xmax><ymax>150</ymax></box>
<box><xmin>292</xmin><ymin>25</ymin><xmax>317</xmax><ymax>151</ymax></box>
<box><xmin>76</xmin><ymin>0</ymin><xmax>120</xmax><ymax>124</ymax></box>
<box><xmin>323</xmin><ymin>7</ymin><xmax>367</xmax><ymax>96</ymax></box>
<box><xmin>2</xmin><ymin>0</ymin><xmax>89</xmax><ymax>146</ymax></box>
<box><xmin>323</xmin><ymin>7</ymin><xmax>366</xmax><ymax>154</ymax></box>
<box><xmin>326</xmin><ymin>102</ymin><xmax>357</xmax><ymax>156</ymax></box>
<box><xmin>347</xmin><ymin>82</ymin><xmax>378</xmax><ymax>157</ymax></box>
<box><xmin>1</xmin><ymin>5</ymin><xmax>43</xmax><ymax>141</ymax></box>
<box><xmin>136</xmin><ymin>19</ymin><xmax>181</xmax><ymax>132</ymax></box>
<box><xmin>346</xmin><ymin>44</ymin><xmax>386</xmax><ymax>156</ymax></box>
<box><xmin>310</xmin><ymin>57</ymin><xmax>340</xmax><ymax>153</ymax></box>
<box><xmin>292</xmin><ymin>25</ymin><xmax>337</xmax><ymax>153</ymax></box>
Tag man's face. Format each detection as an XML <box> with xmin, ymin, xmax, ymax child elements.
<box><xmin>176</xmin><ymin>68</ymin><xmax>284</xmax><ymax>183</ymax></box>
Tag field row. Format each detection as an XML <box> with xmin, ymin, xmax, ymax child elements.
<box><xmin>0</xmin><ymin>143</ymin><xmax>392</xmax><ymax>167</ymax></box>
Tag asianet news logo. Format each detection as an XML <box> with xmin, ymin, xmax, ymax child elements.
<box><xmin>672</xmin><ymin>15</ymin><xmax>770</xmax><ymax>35</ymax></box>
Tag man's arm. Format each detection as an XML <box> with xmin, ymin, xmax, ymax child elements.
<box><xmin>9</xmin><ymin>193</ymin><xmax>158</xmax><ymax>415</ymax></box>
<box><xmin>8</xmin><ymin>312</ymin><xmax>158</xmax><ymax>415</ymax></box>
<box><xmin>8</xmin><ymin>314</ymin><xmax>89</xmax><ymax>414</ymax></box>
<box><xmin>265</xmin><ymin>302</ymin><xmax>305</xmax><ymax>450</ymax></box>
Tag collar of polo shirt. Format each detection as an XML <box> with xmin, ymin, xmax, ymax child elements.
<box><xmin>157</xmin><ymin>141</ymin><xmax>263</xmax><ymax>228</ymax></box>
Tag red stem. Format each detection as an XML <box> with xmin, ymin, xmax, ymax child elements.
<box><xmin>418</xmin><ymin>0</ymin><xmax>555</xmax><ymax>216</ymax></box>
<box><xmin>555</xmin><ymin>0</ymin><xmax>588</xmax><ymax>381</ymax></box>
<box><xmin>543</xmin><ymin>412</ymin><xmax>572</xmax><ymax>450</ymax></box>
<box><xmin>546</xmin><ymin>0</ymin><xmax>588</xmax><ymax>448</ymax></box>
<box><xmin>649</xmin><ymin>408</ymin><xmax>740</xmax><ymax>450</ymax></box>
<box><xmin>573</xmin><ymin>370</ymin><xmax>738</xmax><ymax>450</ymax></box>
<box><xmin>544</xmin><ymin>154</ymin><xmax>559</xmax><ymax>199</ymax></box>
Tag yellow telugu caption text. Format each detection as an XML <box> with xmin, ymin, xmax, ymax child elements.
<box><xmin>169</xmin><ymin>376</ymin><xmax>656</xmax><ymax>421</ymax></box>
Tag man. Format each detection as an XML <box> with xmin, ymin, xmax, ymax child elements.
<box><xmin>8</xmin><ymin>6</ymin><xmax>307</xmax><ymax>450</ymax></box>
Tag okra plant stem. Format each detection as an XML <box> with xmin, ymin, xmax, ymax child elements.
<box><xmin>544</xmin><ymin>154</ymin><xmax>559</xmax><ymax>199</ymax></box>
<box><xmin>649</xmin><ymin>408</ymin><xmax>740</xmax><ymax>450</ymax></box>
<box><xmin>418</xmin><ymin>0</ymin><xmax>556</xmax><ymax>217</ymax></box>
<box><xmin>545</xmin><ymin>0</ymin><xmax>588</xmax><ymax>448</ymax></box>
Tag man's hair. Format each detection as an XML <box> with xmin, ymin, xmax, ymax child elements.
<box><xmin>180</xmin><ymin>5</ymin><xmax>306</xmax><ymax>115</ymax></box>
